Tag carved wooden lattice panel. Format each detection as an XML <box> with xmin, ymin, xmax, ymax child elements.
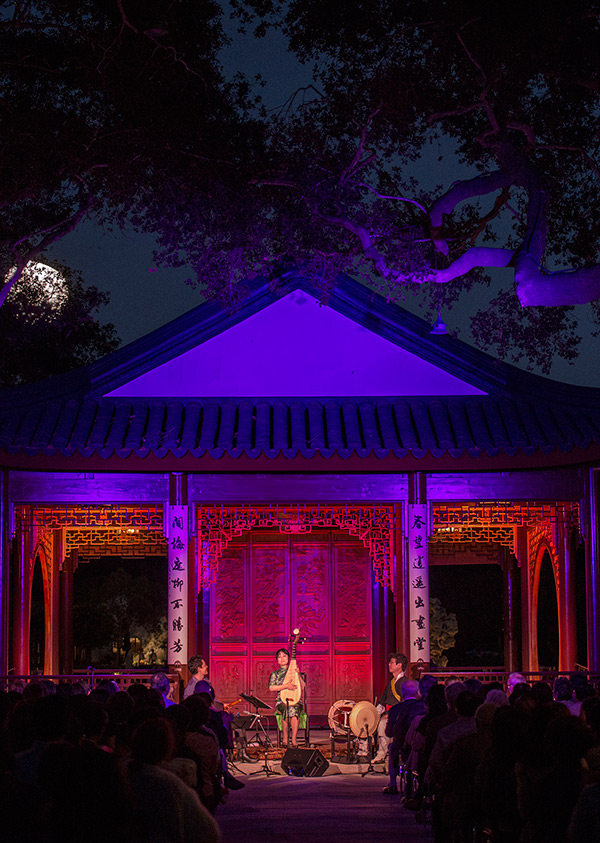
<box><xmin>209</xmin><ymin>531</ymin><xmax>373</xmax><ymax>716</ymax></box>
<box><xmin>294</xmin><ymin>543</ymin><xmax>329</xmax><ymax>642</ymax></box>
<box><xmin>252</xmin><ymin>543</ymin><xmax>287</xmax><ymax>641</ymax></box>
<box><xmin>334</xmin><ymin>544</ymin><xmax>370</xmax><ymax>642</ymax></box>
<box><xmin>212</xmin><ymin>546</ymin><xmax>246</xmax><ymax>642</ymax></box>
<box><xmin>335</xmin><ymin>656</ymin><xmax>372</xmax><ymax>701</ymax></box>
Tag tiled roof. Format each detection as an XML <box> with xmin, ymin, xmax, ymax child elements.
<box><xmin>1</xmin><ymin>395</ymin><xmax>598</xmax><ymax>461</ymax></box>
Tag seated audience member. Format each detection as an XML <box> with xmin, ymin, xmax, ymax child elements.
<box><xmin>477</xmin><ymin>705</ymin><xmax>528</xmax><ymax>843</ymax></box>
<box><xmin>517</xmin><ymin>710</ymin><xmax>594</xmax><ymax>843</ymax></box>
<box><xmin>150</xmin><ymin>672</ymin><xmax>175</xmax><ymax>708</ymax></box>
<box><xmin>126</xmin><ymin>716</ymin><xmax>221</xmax><ymax>842</ymax></box>
<box><xmin>554</xmin><ymin>676</ymin><xmax>580</xmax><ymax>715</ymax></box>
<box><xmin>568</xmin><ymin>782</ymin><xmax>600</xmax><ymax>843</ymax></box>
<box><xmin>38</xmin><ymin>740</ymin><xmax>134</xmax><ymax>843</ymax></box>
<box><xmin>439</xmin><ymin>702</ymin><xmax>497</xmax><ymax>842</ymax></box>
<box><xmin>181</xmin><ymin>695</ymin><xmax>222</xmax><ymax>811</ymax></box>
<box><xmin>506</xmin><ymin>672</ymin><xmax>528</xmax><ymax>698</ymax></box>
<box><xmin>383</xmin><ymin>680</ymin><xmax>426</xmax><ymax>795</ymax></box>
<box><xmin>184</xmin><ymin>654</ymin><xmax>211</xmax><ymax>699</ymax></box>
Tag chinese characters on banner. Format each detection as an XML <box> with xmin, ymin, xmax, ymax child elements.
<box><xmin>407</xmin><ymin>503</ymin><xmax>430</xmax><ymax>665</ymax></box>
<box><xmin>167</xmin><ymin>505</ymin><xmax>188</xmax><ymax>665</ymax></box>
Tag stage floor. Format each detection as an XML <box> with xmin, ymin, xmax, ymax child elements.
<box><xmin>217</xmin><ymin>770</ymin><xmax>433</xmax><ymax>843</ymax></box>
<box><xmin>239</xmin><ymin>727</ymin><xmax>383</xmax><ymax>771</ymax></box>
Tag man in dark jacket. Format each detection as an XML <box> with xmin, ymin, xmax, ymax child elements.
<box><xmin>383</xmin><ymin>680</ymin><xmax>426</xmax><ymax>794</ymax></box>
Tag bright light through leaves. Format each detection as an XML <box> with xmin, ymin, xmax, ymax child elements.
<box><xmin>6</xmin><ymin>262</ymin><xmax>69</xmax><ymax>321</ymax></box>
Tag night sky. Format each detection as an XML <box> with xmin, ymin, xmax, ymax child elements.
<box><xmin>45</xmin><ymin>19</ymin><xmax>600</xmax><ymax>389</ymax></box>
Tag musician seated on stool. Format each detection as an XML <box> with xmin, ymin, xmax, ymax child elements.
<box><xmin>373</xmin><ymin>652</ymin><xmax>408</xmax><ymax>763</ymax></box>
<box><xmin>268</xmin><ymin>647</ymin><xmax>305</xmax><ymax>747</ymax></box>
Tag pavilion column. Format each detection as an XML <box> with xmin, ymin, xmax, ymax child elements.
<box><xmin>187</xmin><ymin>533</ymin><xmax>199</xmax><ymax>658</ymax></box>
<box><xmin>45</xmin><ymin>531</ymin><xmax>61</xmax><ymax>675</ymax></box>
<box><xmin>585</xmin><ymin>468</ymin><xmax>600</xmax><ymax>672</ymax></box>
<box><xmin>59</xmin><ymin>546</ymin><xmax>75</xmax><ymax>675</ymax></box>
<box><xmin>373</xmin><ymin>557</ymin><xmax>397</xmax><ymax>694</ymax></box>
<box><xmin>407</xmin><ymin>472</ymin><xmax>429</xmax><ymax>674</ymax></box>
<box><xmin>168</xmin><ymin>473</ymin><xmax>189</xmax><ymax>670</ymax></box>
<box><xmin>12</xmin><ymin>525</ymin><xmax>32</xmax><ymax>675</ymax></box>
<box><xmin>394</xmin><ymin>502</ymin><xmax>410</xmax><ymax>662</ymax></box>
<box><xmin>501</xmin><ymin>548</ymin><xmax>520</xmax><ymax>673</ymax></box>
<box><xmin>556</xmin><ymin>518</ymin><xmax>577</xmax><ymax>671</ymax></box>
<box><xmin>515</xmin><ymin>526</ymin><xmax>534</xmax><ymax>671</ymax></box>
<box><xmin>0</xmin><ymin>470</ymin><xmax>9</xmax><ymax>675</ymax></box>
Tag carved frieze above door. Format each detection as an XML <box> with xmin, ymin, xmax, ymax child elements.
<box><xmin>209</xmin><ymin>529</ymin><xmax>373</xmax><ymax>715</ymax></box>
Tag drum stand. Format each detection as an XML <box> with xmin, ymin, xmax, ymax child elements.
<box><xmin>360</xmin><ymin>726</ymin><xmax>386</xmax><ymax>777</ymax></box>
<box><xmin>330</xmin><ymin>727</ymin><xmax>356</xmax><ymax>764</ymax></box>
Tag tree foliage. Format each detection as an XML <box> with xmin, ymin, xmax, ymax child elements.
<box><xmin>74</xmin><ymin>562</ymin><xmax>165</xmax><ymax>669</ymax></box>
<box><xmin>0</xmin><ymin>262</ymin><xmax>119</xmax><ymax>386</ymax></box>
<box><xmin>430</xmin><ymin>597</ymin><xmax>458</xmax><ymax>668</ymax></box>
<box><xmin>2</xmin><ymin>2</ymin><xmax>600</xmax><ymax>370</ymax></box>
<box><xmin>0</xmin><ymin>0</ymin><xmax>257</xmax><ymax>303</ymax></box>
<box><xmin>221</xmin><ymin>0</ymin><xmax>600</xmax><ymax>369</ymax></box>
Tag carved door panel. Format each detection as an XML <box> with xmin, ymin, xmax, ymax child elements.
<box><xmin>209</xmin><ymin>531</ymin><xmax>373</xmax><ymax>715</ymax></box>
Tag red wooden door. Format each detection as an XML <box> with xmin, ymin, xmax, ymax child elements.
<box><xmin>209</xmin><ymin>530</ymin><xmax>373</xmax><ymax>716</ymax></box>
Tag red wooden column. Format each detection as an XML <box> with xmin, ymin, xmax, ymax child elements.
<box><xmin>515</xmin><ymin>526</ymin><xmax>534</xmax><ymax>671</ymax></box>
<box><xmin>59</xmin><ymin>547</ymin><xmax>76</xmax><ymax>675</ymax></box>
<box><xmin>12</xmin><ymin>525</ymin><xmax>31</xmax><ymax>675</ymax></box>
<box><xmin>46</xmin><ymin>531</ymin><xmax>61</xmax><ymax>675</ymax></box>
<box><xmin>0</xmin><ymin>470</ymin><xmax>9</xmax><ymax>676</ymax></box>
<box><xmin>557</xmin><ymin>518</ymin><xmax>577</xmax><ymax>671</ymax></box>
<box><xmin>501</xmin><ymin>548</ymin><xmax>520</xmax><ymax>673</ymax></box>
<box><xmin>585</xmin><ymin>468</ymin><xmax>600</xmax><ymax>672</ymax></box>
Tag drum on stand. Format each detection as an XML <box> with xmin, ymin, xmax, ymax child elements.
<box><xmin>349</xmin><ymin>701</ymin><xmax>380</xmax><ymax>738</ymax></box>
<box><xmin>329</xmin><ymin>700</ymin><xmax>381</xmax><ymax>763</ymax></box>
<box><xmin>327</xmin><ymin>699</ymin><xmax>356</xmax><ymax>736</ymax></box>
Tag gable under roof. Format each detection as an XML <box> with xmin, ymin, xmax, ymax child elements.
<box><xmin>106</xmin><ymin>289</ymin><xmax>486</xmax><ymax>398</ymax></box>
<box><xmin>2</xmin><ymin>272</ymin><xmax>600</xmax><ymax>469</ymax></box>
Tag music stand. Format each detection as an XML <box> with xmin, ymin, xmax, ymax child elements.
<box><xmin>240</xmin><ymin>693</ymin><xmax>280</xmax><ymax>777</ymax></box>
<box><xmin>240</xmin><ymin>692</ymin><xmax>271</xmax><ymax>711</ymax></box>
<box><xmin>240</xmin><ymin>692</ymin><xmax>274</xmax><ymax>749</ymax></box>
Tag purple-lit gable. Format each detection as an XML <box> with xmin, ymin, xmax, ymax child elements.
<box><xmin>106</xmin><ymin>292</ymin><xmax>486</xmax><ymax>398</ymax></box>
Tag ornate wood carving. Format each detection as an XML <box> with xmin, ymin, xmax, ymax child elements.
<box><xmin>207</xmin><ymin>531</ymin><xmax>374</xmax><ymax>713</ymax></box>
<box><xmin>302</xmin><ymin>658</ymin><xmax>329</xmax><ymax>702</ymax></box>
<box><xmin>334</xmin><ymin>545</ymin><xmax>370</xmax><ymax>641</ymax></box>
<box><xmin>211</xmin><ymin>659</ymin><xmax>245</xmax><ymax>700</ymax></box>
<box><xmin>197</xmin><ymin>504</ymin><xmax>394</xmax><ymax>586</ymax></box>
<box><xmin>212</xmin><ymin>547</ymin><xmax>246</xmax><ymax>641</ymax></box>
<box><xmin>528</xmin><ymin>523</ymin><xmax>560</xmax><ymax>593</ymax></box>
<box><xmin>252</xmin><ymin>544</ymin><xmax>286</xmax><ymax>641</ymax></box>
<box><xmin>294</xmin><ymin>543</ymin><xmax>328</xmax><ymax>641</ymax></box>
<box><xmin>335</xmin><ymin>657</ymin><xmax>371</xmax><ymax>701</ymax></box>
<box><xmin>255</xmin><ymin>659</ymin><xmax>277</xmax><ymax>701</ymax></box>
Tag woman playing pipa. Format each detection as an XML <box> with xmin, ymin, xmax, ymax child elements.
<box><xmin>268</xmin><ymin>628</ymin><xmax>305</xmax><ymax>746</ymax></box>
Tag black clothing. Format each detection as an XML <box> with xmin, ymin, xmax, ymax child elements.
<box><xmin>378</xmin><ymin>675</ymin><xmax>408</xmax><ymax>708</ymax></box>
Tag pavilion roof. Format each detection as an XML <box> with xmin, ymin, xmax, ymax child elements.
<box><xmin>2</xmin><ymin>273</ymin><xmax>600</xmax><ymax>469</ymax></box>
<box><xmin>0</xmin><ymin>394</ymin><xmax>599</xmax><ymax>464</ymax></box>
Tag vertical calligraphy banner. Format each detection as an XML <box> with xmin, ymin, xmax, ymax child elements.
<box><xmin>407</xmin><ymin>503</ymin><xmax>430</xmax><ymax>665</ymax></box>
<box><xmin>167</xmin><ymin>505</ymin><xmax>188</xmax><ymax>665</ymax></box>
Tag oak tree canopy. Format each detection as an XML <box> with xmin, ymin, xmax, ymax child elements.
<box><xmin>2</xmin><ymin>1</ymin><xmax>599</xmax><ymax>372</ymax></box>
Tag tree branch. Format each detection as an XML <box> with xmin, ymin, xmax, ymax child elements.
<box><xmin>429</xmin><ymin>169</ymin><xmax>516</xmax><ymax>253</ymax></box>
<box><xmin>516</xmin><ymin>260</ymin><xmax>600</xmax><ymax>306</ymax></box>
<box><xmin>339</xmin><ymin>106</ymin><xmax>381</xmax><ymax>189</ymax></box>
